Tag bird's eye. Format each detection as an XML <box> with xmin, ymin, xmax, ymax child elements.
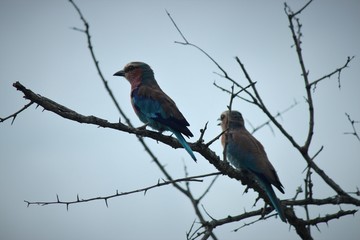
<box><xmin>220</xmin><ymin>114</ymin><xmax>225</xmax><ymax>120</ymax></box>
<box><xmin>125</xmin><ymin>65</ymin><xmax>135</xmax><ymax>73</ymax></box>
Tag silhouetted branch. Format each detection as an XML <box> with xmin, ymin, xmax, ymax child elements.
<box><xmin>285</xmin><ymin>0</ymin><xmax>313</xmax><ymax>17</ymax></box>
<box><xmin>233</xmin><ymin>212</ymin><xmax>278</xmax><ymax>232</ymax></box>
<box><xmin>286</xmin><ymin>3</ymin><xmax>315</xmax><ymax>153</ymax></box>
<box><xmin>348</xmin><ymin>187</ymin><xmax>360</xmax><ymax>197</ymax></box>
<box><xmin>205</xmin><ymin>206</ymin><xmax>282</xmax><ymax>230</ymax></box>
<box><xmin>213</xmin><ymin>81</ymin><xmax>253</xmax><ymax>104</ymax></box>
<box><xmin>167</xmin><ymin>11</ymin><xmax>258</xmax><ymax>99</ymax></box>
<box><xmin>198</xmin><ymin>174</ymin><xmax>220</xmax><ymax>202</ymax></box>
<box><xmin>0</xmin><ymin>101</ymin><xmax>34</xmax><ymax>125</ymax></box>
<box><xmin>284</xmin><ymin>195</ymin><xmax>360</xmax><ymax>206</ymax></box>
<box><xmin>167</xmin><ymin>9</ymin><xmax>227</xmax><ymax>80</ymax></box>
<box><xmin>24</xmin><ymin>172</ymin><xmax>220</xmax><ymax>208</ymax></box>
<box><xmin>181</xmin><ymin>166</ymin><xmax>219</xmax><ymax>240</ymax></box>
<box><xmin>310</xmin><ymin>56</ymin><xmax>355</xmax><ymax>90</ymax></box>
<box><xmin>304</xmin><ymin>168</ymin><xmax>313</xmax><ymax>234</ymax></box>
<box><xmin>197</xmin><ymin>121</ymin><xmax>209</xmax><ymax>144</ymax></box>
<box><xmin>205</xmin><ymin>129</ymin><xmax>227</xmax><ymax>148</ymax></box>
<box><xmin>306</xmin><ymin>209</ymin><xmax>357</xmax><ymax>226</ymax></box>
<box><xmin>344</xmin><ymin>112</ymin><xmax>360</xmax><ymax>142</ymax></box>
<box><xmin>248</xmin><ymin>99</ymin><xmax>298</xmax><ymax>134</ymax></box>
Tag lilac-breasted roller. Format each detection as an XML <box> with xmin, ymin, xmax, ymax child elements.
<box><xmin>219</xmin><ymin>110</ymin><xmax>286</xmax><ymax>222</ymax></box>
<box><xmin>113</xmin><ymin>62</ymin><xmax>196</xmax><ymax>161</ymax></box>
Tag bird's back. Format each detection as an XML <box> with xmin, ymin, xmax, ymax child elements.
<box><xmin>132</xmin><ymin>83</ymin><xmax>193</xmax><ymax>137</ymax></box>
<box><xmin>225</xmin><ymin>128</ymin><xmax>284</xmax><ymax>193</ymax></box>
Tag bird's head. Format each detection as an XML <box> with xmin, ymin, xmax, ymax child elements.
<box><xmin>218</xmin><ymin>110</ymin><xmax>245</xmax><ymax>130</ymax></box>
<box><xmin>113</xmin><ymin>62</ymin><xmax>155</xmax><ymax>86</ymax></box>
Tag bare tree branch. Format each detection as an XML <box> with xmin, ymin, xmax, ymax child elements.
<box><xmin>310</xmin><ymin>56</ymin><xmax>355</xmax><ymax>90</ymax></box>
<box><xmin>248</xmin><ymin>99</ymin><xmax>298</xmax><ymax>135</ymax></box>
<box><xmin>167</xmin><ymin>10</ymin><xmax>258</xmax><ymax>100</ymax></box>
<box><xmin>284</xmin><ymin>195</ymin><xmax>360</xmax><ymax>206</ymax></box>
<box><xmin>285</xmin><ymin>3</ymin><xmax>315</xmax><ymax>152</ymax></box>
<box><xmin>285</xmin><ymin>0</ymin><xmax>313</xmax><ymax>17</ymax></box>
<box><xmin>198</xmin><ymin>175</ymin><xmax>220</xmax><ymax>202</ymax></box>
<box><xmin>344</xmin><ymin>112</ymin><xmax>360</xmax><ymax>142</ymax></box>
<box><xmin>24</xmin><ymin>172</ymin><xmax>220</xmax><ymax>208</ymax></box>
<box><xmin>167</xmin><ymin>10</ymin><xmax>228</xmax><ymax>80</ymax></box>
<box><xmin>306</xmin><ymin>209</ymin><xmax>357</xmax><ymax>226</ymax></box>
<box><xmin>0</xmin><ymin>101</ymin><xmax>34</xmax><ymax>125</ymax></box>
<box><xmin>213</xmin><ymin>81</ymin><xmax>253</xmax><ymax>104</ymax></box>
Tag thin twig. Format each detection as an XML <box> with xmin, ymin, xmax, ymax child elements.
<box><xmin>0</xmin><ymin>101</ymin><xmax>34</xmax><ymax>124</ymax></box>
<box><xmin>197</xmin><ymin>121</ymin><xmax>209</xmax><ymax>144</ymax></box>
<box><xmin>304</xmin><ymin>168</ymin><xmax>313</xmax><ymax>234</ymax></box>
<box><xmin>167</xmin><ymin>10</ymin><xmax>238</xmax><ymax>84</ymax></box>
<box><xmin>205</xmin><ymin>128</ymin><xmax>228</xmax><ymax>148</ymax></box>
<box><xmin>285</xmin><ymin>0</ymin><xmax>313</xmax><ymax>17</ymax></box>
<box><xmin>249</xmin><ymin>100</ymin><xmax>298</xmax><ymax>134</ymax></box>
<box><xmin>233</xmin><ymin>212</ymin><xmax>278</xmax><ymax>232</ymax></box>
<box><xmin>286</xmin><ymin>3</ymin><xmax>315</xmax><ymax>152</ymax></box>
<box><xmin>213</xmin><ymin>81</ymin><xmax>253</xmax><ymax>104</ymax></box>
<box><xmin>310</xmin><ymin>56</ymin><xmax>354</xmax><ymax>90</ymax></box>
<box><xmin>198</xmin><ymin>174</ymin><xmax>220</xmax><ymax>202</ymax></box>
<box><xmin>344</xmin><ymin>112</ymin><xmax>360</xmax><ymax>142</ymax></box>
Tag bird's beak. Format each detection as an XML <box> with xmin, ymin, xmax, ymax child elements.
<box><xmin>217</xmin><ymin>118</ymin><xmax>221</xmax><ymax>126</ymax></box>
<box><xmin>113</xmin><ymin>70</ymin><xmax>125</xmax><ymax>77</ymax></box>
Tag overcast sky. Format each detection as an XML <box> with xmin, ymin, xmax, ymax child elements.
<box><xmin>1</xmin><ymin>0</ymin><xmax>359</xmax><ymax>239</ymax></box>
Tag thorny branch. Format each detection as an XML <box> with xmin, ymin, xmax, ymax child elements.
<box><xmin>0</xmin><ymin>101</ymin><xmax>34</xmax><ymax>125</ymax></box>
<box><xmin>247</xmin><ymin>100</ymin><xmax>298</xmax><ymax>135</ymax></box>
<box><xmin>166</xmin><ymin>10</ymin><xmax>229</xmax><ymax>80</ymax></box>
<box><xmin>25</xmin><ymin>172</ymin><xmax>221</xmax><ymax>209</ymax></box>
<box><xmin>344</xmin><ymin>113</ymin><xmax>360</xmax><ymax>142</ymax></box>
<box><xmin>310</xmin><ymin>56</ymin><xmax>354</xmax><ymax>90</ymax></box>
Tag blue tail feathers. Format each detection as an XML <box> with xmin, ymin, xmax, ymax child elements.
<box><xmin>173</xmin><ymin>131</ymin><xmax>197</xmax><ymax>162</ymax></box>
<box><xmin>259</xmin><ymin>178</ymin><xmax>287</xmax><ymax>222</ymax></box>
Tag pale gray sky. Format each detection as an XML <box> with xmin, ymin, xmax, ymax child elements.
<box><xmin>1</xmin><ymin>0</ymin><xmax>359</xmax><ymax>239</ymax></box>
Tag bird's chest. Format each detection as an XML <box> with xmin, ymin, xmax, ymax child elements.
<box><xmin>131</xmin><ymin>92</ymin><xmax>148</xmax><ymax>124</ymax></box>
<box><xmin>225</xmin><ymin>134</ymin><xmax>254</xmax><ymax>170</ymax></box>
<box><xmin>130</xmin><ymin>88</ymin><xmax>166</xmax><ymax>131</ymax></box>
